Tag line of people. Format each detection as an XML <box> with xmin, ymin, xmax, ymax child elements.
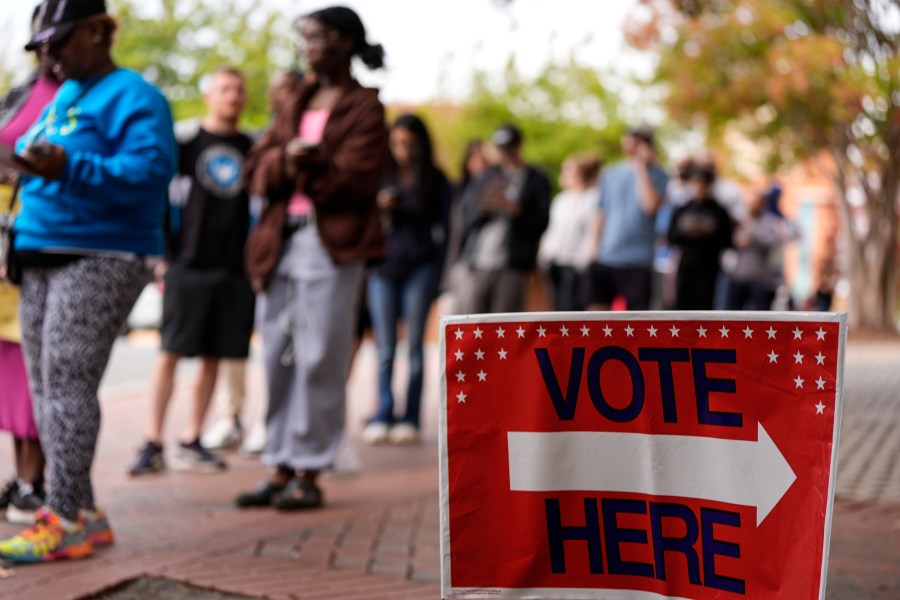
<box><xmin>0</xmin><ymin>0</ymin><xmax>399</xmax><ymax>563</ymax></box>
<box><xmin>535</xmin><ymin>131</ymin><xmax>802</xmax><ymax>315</ymax></box>
<box><xmin>0</xmin><ymin>0</ymin><xmax>808</xmax><ymax>566</ymax></box>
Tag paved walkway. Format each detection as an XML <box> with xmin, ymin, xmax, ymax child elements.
<box><xmin>0</xmin><ymin>337</ymin><xmax>897</xmax><ymax>599</ymax></box>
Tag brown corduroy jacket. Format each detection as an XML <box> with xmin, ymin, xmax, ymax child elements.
<box><xmin>244</xmin><ymin>79</ymin><xmax>388</xmax><ymax>291</ymax></box>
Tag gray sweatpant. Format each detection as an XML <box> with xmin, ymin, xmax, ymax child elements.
<box><xmin>19</xmin><ymin>256</ymin><xmax>147</xmax><ymax>520</ymax></box>
<box><xmin>258</xmin><ymin>226</ymin><xmax>362</xmax><ymax>471</ymax></box>
<box><xmin>453</xmin><ymin>265</ymin><xmax>527</xmax><ymax>314</ymax></box>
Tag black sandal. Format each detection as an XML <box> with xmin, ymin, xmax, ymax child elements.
<box><xmin>235</xmin><ymin>480</ymin><xmax>287</xmax><ymax>508</ymax></box>
<box><xmin>273</xmin><ymin>478</ymin><xmax>323</xmax><ymax>511</ymax></box>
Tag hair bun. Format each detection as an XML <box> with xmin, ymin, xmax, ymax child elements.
<box><xmin>359</xmin><ymin>42</ymin><xmax>385</xmax><ymax>70</ymax></box>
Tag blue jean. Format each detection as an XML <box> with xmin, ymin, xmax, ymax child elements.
<box><xmin>367</xmin><ymin>262</ymin><xmax>437</xmax><ymax>428</ymax></box>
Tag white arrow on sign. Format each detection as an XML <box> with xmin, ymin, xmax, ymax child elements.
<box><xmin>507</xmin><ymin>423</ymin><xmax>795</xmax><ymax>526</ymax></box>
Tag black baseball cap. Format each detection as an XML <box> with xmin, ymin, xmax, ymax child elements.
<box><xmin>492</xmin><ymin>123</ymin><xmax>523</xmax><ymax>150</ymax></box>
<box><xmin>25</xmin><ymin>0</ymin><xmax>107</xmax><ymax>51</ymax></box>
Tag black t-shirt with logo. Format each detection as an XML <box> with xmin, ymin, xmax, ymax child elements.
<box><xmin>168</xmin><ymin>127</ymin><xmax>253</xmax><ymax>275</ymax></box>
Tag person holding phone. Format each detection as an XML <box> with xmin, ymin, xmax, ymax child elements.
<box><xmin>236</xmin><ymin>6</ymin><xmax>388</xmax><ymax>510</ymax></box>
<box><xmin>0</xmin><ymin>0</ymin><xmax>176</xmax><ymax>563</ymax></box>
<box><xmin>587</xmin><ymin>126</ymin><xmax>669</xmax><ymax>311</ymax></box>
<box><xmin>362</xmin><ymin>114</ymin><xmax>450</xmax><ymax>446</ymax></box>
<box><xmin>455</xmin><ymin>123</ymin><xmax>551</xmax><ymax>314</ymax></box>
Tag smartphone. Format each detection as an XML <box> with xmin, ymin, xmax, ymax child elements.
<box><xmin>286</xmin><ymin>139</ymin><xmax>321</xmax><ymax>157</ymax></box>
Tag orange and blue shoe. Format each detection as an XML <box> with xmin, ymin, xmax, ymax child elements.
<box><xmin>80</xmin><ymin>508</ymin><xmax>115</xmax><ymax>548</ymax></box>
<box><xmin>0</xmin><ymin>507</ymin><xmax>93</xmax><ymax>563</ymax></box>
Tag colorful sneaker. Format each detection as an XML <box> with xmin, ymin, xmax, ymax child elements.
<box><xmin>0</xmin><ymin>507</ymin><xmax>92</xmax><ymax>563</ymax></box>
<box><xmin>80</xmin><ymin>508</ymin><xmax>114</xmax><ymax>548</ymax></box>
<box><xmin>174</xmin><ymin>439</ymin><xmax>227</xmax><ymax>473</ymax></box>
<box><xmin>128</xmin><ymin>441</ymin><xmax>165</xmax><ymax>477</ymax></box>
<box><xmin>6</xmin><ymin>481</ymin><xmax>45</xmax><ymax>525</ymax></box>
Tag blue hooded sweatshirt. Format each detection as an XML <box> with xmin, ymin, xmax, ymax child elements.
<box><xmin>15</xmin><ymin>68</ymin><xmax>176</xmax><ymax>256</ymax></box>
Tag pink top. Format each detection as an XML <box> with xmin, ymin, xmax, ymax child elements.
<box><xmin>287</xmin><ymin>109</ymin><xmax>330</xmax><ymax>217</ymax></box>
<box><xmin>0</xmin><ymin>76</ymin><xmax>61</xmax><ymax>148</ymax></box>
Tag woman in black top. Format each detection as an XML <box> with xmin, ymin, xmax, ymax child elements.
<box><xmin>362</xmin><ymin>114</ymin><xmax>450</xmax><ymax>445</ymax></box>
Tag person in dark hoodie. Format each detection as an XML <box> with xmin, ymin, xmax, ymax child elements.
<box><xmin>235</xmin><ymin>5</ymin><xmax>388</xmax><ymax>511</ymax></box>
<box><xmin>455</xmin><ymin>123</ymin><xmax>551</xmax><ymax>314</ymax></box>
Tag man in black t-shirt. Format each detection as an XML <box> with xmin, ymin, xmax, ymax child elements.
<box><xmin>130</xmin><ymin>67</ymin><xmax>255</xmax><ymax>476</ymax></box>
<box><xmin>667</xmin><ymin>165</ymin><xmax>734</xmax><ymax>310</ymax></box>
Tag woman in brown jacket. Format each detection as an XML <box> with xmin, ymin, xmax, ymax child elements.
<box><xmin>236</xmin><ymin>6</ymin><xmax>388</xmax><ymax>510</ymax></box>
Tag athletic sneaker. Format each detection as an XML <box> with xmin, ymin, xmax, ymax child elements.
<box><xmin>0</xmin><ymin>507</ymin><xmax>92</xmax><ymax>563</ymax></box>
<box><xmin>361</xmin><ymin>422</ymin><xmax>390</xmax><ymax>445</ymax></box>
<box><xmin>80</xmin><ymin>508</ymin><xmax>114</xmax><ymax>548</ymax></box>
<box><xmin>6</xmin><ymin>481</ymin><xmax>45</xmax><ymax>525</ymax></box>
<box><xmin>202</xmin><ymin>417</ymin><xmax>243</xmax><ymax>451</ymax></box>
<box><xmin>388</xmin><ymin>423</ymin><xmax>420</xmax><ymax>445</ymax></box>
<box><xmin>128</xmin><ymin>441</ymin><xmax>165</xmax><ymax>476</ymax></box>
<box><xmin>174</xmin><ymin>439</ymin><xmax>227</xmax><ymax>473</ymax></box>
<box><xmin>235</xmin><ymin>480</ymin><xmax>287</xmax><ymax>508</ymax></box>
<box><xmin>0</xmin><ymin>479</ymin><xmax>16</xmax><ymax>510</ymax></box>
<box><xmin>240</xmin><ymin>421</ymin><xmax>267</xmax><ymax>456</ymax></box>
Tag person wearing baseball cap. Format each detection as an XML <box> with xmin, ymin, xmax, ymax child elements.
<box><xmin>455</xmin><ymin>122</ymin><xmax>551</xmax><ymax>314</ymax></box>
<box><xmin>0</xmin><ymin>0</ymin><xmax>177</xmax><ymax>563</ymax></box>
<box><xmin>26</xmin><ymin>0</ymin><xmax>107</xmax><ymax>49</ymax></box>
<box><xmin>491</xmin><ymin>123</ymin><xmax>523</xmax><ymax>150</ymax></box>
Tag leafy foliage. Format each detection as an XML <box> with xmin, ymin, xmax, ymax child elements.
<box><xmin>109</xmin><ymin>0</ymin><xmax>293</xmax><ymax>129</ymax></box>
<box><xmin>630</xmin><ymin>0</ymin><xmax>900</xmax><ymax>331</ymax></box>
<box><xmin>419</xmin><ymin>56</ymin><xmax>629</xmax><ymax>188</ymax></box>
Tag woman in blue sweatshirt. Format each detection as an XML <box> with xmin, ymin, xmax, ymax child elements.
<box><xmin>0</xmin><ymin>0</ymin><xmax>176</xmax><ymax>563</ymax></box>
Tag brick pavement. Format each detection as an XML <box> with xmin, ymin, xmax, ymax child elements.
<box><xmin>0</xmin><ymin>336</ymin><xmax>897</xmax><ymax>599</ymax></box>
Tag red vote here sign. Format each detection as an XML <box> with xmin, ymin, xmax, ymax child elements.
<box><xmin>439</xmin><ymin>313</ymin><xmax>846</xmax><ymax>599</ymax></box>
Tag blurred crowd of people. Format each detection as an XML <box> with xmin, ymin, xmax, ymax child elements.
<box><xmin>0</xmin><ymin>0</ymin><xmax>826</xmax><ymax>566</ymax></box>
<box><xmin>445</xmin><ymin>126</ymin><xmax>806</xmax><ymax>320</ymax></box>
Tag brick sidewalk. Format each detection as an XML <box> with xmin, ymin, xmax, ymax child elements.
<box><xmin>0</xmin><ymin>337</ymin><xmax>898</xmax><ymax>599</ymax></box>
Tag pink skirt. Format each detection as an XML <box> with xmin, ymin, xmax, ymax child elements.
<box><xmin>0</xmin><ymin>340</ymin><xmax>38</xmax><ymax>440</ymax></box>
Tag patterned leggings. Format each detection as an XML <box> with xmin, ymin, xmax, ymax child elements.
<box><xmin>19</xmin><ymin>256</ymin><xmax>147</xmax><ymax>520</ymax></box>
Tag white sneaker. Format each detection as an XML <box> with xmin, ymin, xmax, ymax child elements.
<box><xmin>332</xmin><ymin>438</ymin><xmax>362</xmax><ymax>475</ymax></box>
<box><xmin>201</xmin><ymin>418</ymin><xmax>243</xmax><ymax>451</ymax></box>
<box><xmin>240</xmin><ymin>421</ymin><xmax>267</xmax><ymax>456</ymax></box>
<box><xmin>388</xmin><ymin>423</ymin><xmax>420</xmax><ymax>445</ymax></box>
<box><xmin>361</xmin><ymin>422</ymin><xmax>390</xmax><ymax>445</ymax></box>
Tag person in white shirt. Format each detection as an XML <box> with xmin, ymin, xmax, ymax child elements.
<box><xmin>538</xmin><ymin>154</ymin><xmax>601</xmax><ymax>311</ymax></box>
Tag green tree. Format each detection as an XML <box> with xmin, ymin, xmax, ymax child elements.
<box><xmin>629</xmin><ymin>0</ymin><xmax>900</xmax><ymax>333</ymax></box>
<box><xmin>109</xmin><ymin>0</ymin><xmax>293</xmax><ymax>129</ymax></box>
<box><xmin>421</xmin><ymin>56</ymin><xmax>629</xmax><ymax>187</ymax></box>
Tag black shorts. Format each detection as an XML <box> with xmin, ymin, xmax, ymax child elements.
<box><xmin>587</xmin><ymin>263</ymin><xmax>652</xmax><ymax>310</ymax></box>
<box><xmin>160</xmin><ymin>263</ymin><xmax>256</xmax><ymax>358</ymax></box>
